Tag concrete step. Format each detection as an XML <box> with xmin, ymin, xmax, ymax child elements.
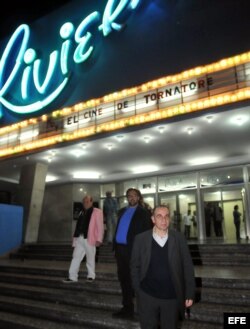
<box><xmin>189</xmin><ymin>301</ymin><xmax>250</xmax><ymax>324</ymax></box>
<box><xmin>181</xmin><ymin>319</ymin><xmax>222</xmax><ymax>329</ymax></box>
<box><xmin>0</xmin><ymin>264</ymin><xmax>118</xmax><ymax>282</ymax></box>
<box><xmin>2</xmin><ymin>242</ymin><xmax>250</xmax><ymax>329</ymax></box>
<box><xmin>0</xmin><ymin>295</ymin><xmax>140</xmax><ymax>329</ymax></box>
<box><xmin>200</xmin><ymin>287</ymin><xmax>250</xmax><ymax>306</ymax></box>
<box><xmin>0</xmin><ymin>276</ymin><xmax>121</xmax><ymax>301</ymax></box>
<box><xmin>201</xmin><ymin>277</ymin><xmax>250</xmax><ymax>289</ymax></box>
<box><xmin>0</xmin><ymin>281</ymin><xmax>122</xmax><ymax>311</ymax></box>
<box><xmin>8</xmin><ymin>242</ymin><xmax>250</xmax><ymax>266</ymax></box>
<box><xmin>0</xmin><ymin>310</ymin><xmax>99</xmax><ymax>329</ymax></box>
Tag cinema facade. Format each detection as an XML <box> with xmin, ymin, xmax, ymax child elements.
<box><xmin>0</xmin><ymin>0</ymin><xmax>250</xmax><ymax>246</ymax></box>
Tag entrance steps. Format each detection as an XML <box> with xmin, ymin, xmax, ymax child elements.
<box><xmin>9</xmin><ymin>241</ymin><xmax>250</xmax><ymax>266</ymax></box>
<box><xmin>1</xmin><ymin>241</ymin><xmax>249</xmax><ymax>328</ymax></box>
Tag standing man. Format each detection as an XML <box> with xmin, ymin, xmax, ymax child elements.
<box><xmin>112</xmin><ymin>188</ymin><xmax>152</xmax><ymax>319</ymax></box>
<box><xmin>103</xmin><ymin>191</ymin><xmax>119</xmax><ymax>244</ymax></box>
<box><xmin>233</xmin><ymin>204</ymin><xmax>242</xmax><ymax>241</ymax></box>
<box><xmin>183</xmin><ymin>209</ymin><xmax>192</xmax><ymax>239</ymax></box>
<box><xmin>131</xmin><ymin>205</ymin><xmax>195</xmax><ymax>329</ymax></box>
<box><xmin>63</xmin><ymin>195</ymin><xmax>104</xmax><ymax>283</ymax></box>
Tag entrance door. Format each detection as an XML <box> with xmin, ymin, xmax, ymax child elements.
<box><xmin>159</xmin><ymin>191</ymin><xmax>197</xmax><ymax>237</ymax></box>
<box><xmin>202</xmin><ymin>187</ymin><xmax>245</xmax><ymax>241</ymax></box>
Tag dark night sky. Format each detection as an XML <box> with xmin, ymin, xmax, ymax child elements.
<box><xmin>0</xmin><ymin>0</ymin><xmax>71</xmax><ymax>40</ymax></box>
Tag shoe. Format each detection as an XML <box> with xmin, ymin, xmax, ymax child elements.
<box><xmin>86</xmin><ymin>278</ymin><xmax>94</xmax><ymax>282</ymax></box>
<box><xmin>62</xmin><ymin>278</ymin><xmax>77</xmax><ymax>283</ymax></box>
<box><xmin>112</xmin><ymin>308</ymin><xmax>134</xmax><ymax>319</ymax></box>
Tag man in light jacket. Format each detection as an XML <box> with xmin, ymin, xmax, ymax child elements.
<box><xmin>63</xmin><ymin>195</ymin><xmax>104</xmax><ymax>283</ymax></box>
<box><xmin>131</xmin><ymin>205</ymin><xmax>195</xmax><ymax>329</ymax></box>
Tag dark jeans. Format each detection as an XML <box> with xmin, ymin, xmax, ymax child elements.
<box><xmin>115</xmin><ymin>244</ymin><xmax>134</xmax><ymax>312</ymax></box>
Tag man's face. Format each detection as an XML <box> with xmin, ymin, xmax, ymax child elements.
<box><xmin>83</xmin><ymin>196</ymin><xmax>93</xmax><ymax>209</ymax></box>
<box><xmin>127</xmin><ymin>190</ymin><xmax>140</xmax><ymax>207</ymax></box>
<box><xmin>152</xmin><ymin>207</ymin><xmax>170</xmax><ymax>232</ymax></box>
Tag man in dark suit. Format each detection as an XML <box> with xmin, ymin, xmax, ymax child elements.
<box><xmin>112</xmin><ymin>188</ymin><xmax>152</xmax><ymax>319</ymax></box>
<box><xmin>131</xmin><ymin>205</ymin><xmax>195</xmax><ymax>329</ymax></box>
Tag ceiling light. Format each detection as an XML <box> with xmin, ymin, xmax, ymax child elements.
<box><xmin>49</xmin><ymin>150</ymin><xmax>57</xmax><ymax>156</ymax></box>
<box><xmin>230</xmin><ymin>115</ymin><xmax>248</xmax><ymax>126</ymax></box>
<box><xmin>115</xmin><ymin>135</ymin><xmax>124</xmax><ymax>142</ymax></box>
<box><xmin>236</xmin><ymin>117</ymin><xmax>243</xmax><ymax>126</ymax></box>
<box><xmin>73</xmin><ymin>171</ymin><xmax>100</xmax><ymax>179</ymax></box>
<box><xmin>187</xmin><ymin>127</ymin><xmax>193</xmax><ymax>135</ymax></box>
<box><xmin>157</xmin><ymin>126</ymin><xmax>165</xmax><ymax>133</ymax></box>
<box><xmin>70</xmin><ymin>150</ymin><xmax>84</xmax><ymax>158</ymax></box>
<box><xmin>143</xmin><ymin>136</ymin><xmax>151</xmax><ymax>143</ymax></box>
<box><xmin>206</xmin><ymin>115</ymin><xmax>213</xmax><ymax>123</ymax></box>
<box><xmin>132</xmin><ymin>165</ymin><xmax>159</xmax><ymax>174</ymax></box>
<box><xmin>188</xmin><ymin>156</ymin><xmax>219</xmax><ymax>165</ymax></box>
<box><xmin>107</xmin><ymin>144</ymin><xmax>113</xmax><ymax>150</ymax></box>
<box><xmin>235</xmin><ymin>116</ymin><xmax>247</xmax><ymax>126</ymax></box>
<box><xmin>46</xmin><ymin>175</ymin><xmax>58</xmax><ymax>182</ymax></box>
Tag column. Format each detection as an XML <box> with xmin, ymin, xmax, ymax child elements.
<box><xmin>17</xmin><ymin>162</ymin><xmax>48</xmax><ymax>243</ymax></box>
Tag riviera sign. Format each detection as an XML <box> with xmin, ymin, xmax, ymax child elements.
<box><xmin>0</xmin><ymin>0</ymin><xmax>140</xmax><ymax>119</ymax></box>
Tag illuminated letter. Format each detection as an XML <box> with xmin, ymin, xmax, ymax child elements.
<box><xmin>33</xmin><ymin>51</ymin><xmax>59</xmax><ymax>94</ymax></box>
<box><xmin>60</xmin><ymin>22</ymin><xmax>75</xmax><ymax>75</ymax></box>
<box><xmin>74</xmin><ymin>11</ymin><xmax>101</xmax><ymax>64</ymax></box>
<box><xmin>100</xmin><ymin>0</ymin><xmax>140</xmax><ymax>36</ymax></box>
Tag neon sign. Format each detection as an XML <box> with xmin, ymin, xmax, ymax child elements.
<box><xmin>0</xmin><ymin>0</ymin><xmax>140</xmax><ymax>119</ymax></box>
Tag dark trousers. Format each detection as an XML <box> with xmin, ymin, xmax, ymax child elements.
<box><xmin>138</xmin><ymin>289</ymin><xmax>178</xmax><ymax>329</ymax></box>
<box><xmin>235</xmin><ymin>221</ymin><xmax>241</xmax><ymax>240</ymax></box>
<box><xmin>115</xmin><ymin>244</ymin><xmax>134</xmax><ymax>312</ymax></box>
<box><xmin>184</xmin><ymin>225</ymin><xmax>191</xmax><ymax>239</ymax></box>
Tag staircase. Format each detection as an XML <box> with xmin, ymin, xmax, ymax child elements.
<box><xmin>9</xmin><ymin>242</ymin><xmax>250</xmax><ymax>266</ymax></box>
<box><xmin>0</xmin><ymin>242</ymin><xmax>249</xmax><ymax>328</ymax></box>
<box><xmin>189</xmin><ymin>243</ymin><xmax>250</xmax><ymax>266</ymax></box>
<box><xmin>8</xmin><ymin>243</ymin><xmax>115</xmax><ymax>263</ymax></box>
<box><xmin>0</xmin><ymin>264</ymin><xmax>138</xmax><ymax>329</ymax></box>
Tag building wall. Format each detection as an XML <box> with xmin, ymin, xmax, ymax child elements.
<box><xmin>38</xmin><ymin>183</ymin><xmax>100</xmax><ymax>242</ymax></box>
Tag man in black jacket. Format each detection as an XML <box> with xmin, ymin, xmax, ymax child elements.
<box><xmin>112</xmin><ymin>188</ymin><xmax>152</xmax><ymax>319</ymax></box>
<box><xmin>131</xmin><ymin>205</ymin><xmax>195</xmax><ymax>329</ymax></box>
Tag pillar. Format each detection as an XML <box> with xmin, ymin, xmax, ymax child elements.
<box><xmin>17</xmin><ymin>162</ymin><xmax>48</xmax><ymax>243</ymax></box>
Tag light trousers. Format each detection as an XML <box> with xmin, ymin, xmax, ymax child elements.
<box><xmin>69</xmin><ymin>235</ymin><xmax>96</xmax><ymax>281</ymax></box>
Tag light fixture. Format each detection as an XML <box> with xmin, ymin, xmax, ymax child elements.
<box><xmin>231</xmin><ymin>115</ymin><xmax>248</xmax><ymax>126</ymax></box>
<box><xmin>206</xmin><ymin>115</ymin><xmax>213</xmax><ymax>123</ymax></box>
<box><xmin>143</xmin><ymin>136</ymin><xmax>151</xmax><ymax>143</ymax></box>
<box><xmin>81</xmin><ymin>143</ymin><xmax>87</xmax><ymax>149</ymax></box>
<box><xmin>49</xmin><ymin>150</ymin><xmax>57</xmax><ymax>156</ymax></box>
<box><xmin>188</xmin><ymin>156</ymin><xmax>219</xmax><ymax>165</ymax></box>
<box><xmin>115</xmin><ymin>135</ymin><xmax>124</xmax><ymax>142</ymax></box>
<box><xmin>46</xmin><ymin>175</ymin><xmax>57</xmax><ymax>182</ymax></box>
<box><xmin>157</xmin><ymin>126</ymin><xmax>165</xmax><ymax>133</ymax></box>
<box><xmin>132</xmin><ymin>165</ymin><xmax>159</xmax><ymax>174</ymax></box>
<box><xmin>107</xmin><ymin>144</ymin><xmax>113</xmax><ymax>150</ymax></box>
<box><xmin>73</xmin><ymin>171</ymin><xmax>100</xmax><ymax>179</ymax></box>
<box><xmin>187</xmin><ymin>127</ymin><xmax>193</xmax><ymax>135</ymax></box>
<box><xmin>70</xmin><ymin>149</ymin><xmax>84</xmax><ymax>158</ymax></box>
